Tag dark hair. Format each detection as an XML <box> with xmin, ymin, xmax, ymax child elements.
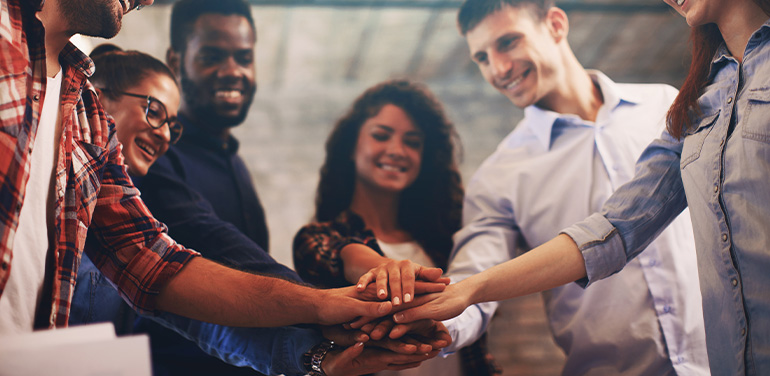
<box><xmin>170</xmin><ymin>0</ymin><xmax>256</xmax><ymax>54</ymax></box>
<box><xmin>666</xmin><ymin>0</ymin><xmax>770</xmax><ymax>139</ymax></box>
<box><xmin>89</xmin><ymin>44</ymin><xmax>177</xmax><ymax>100</ymax></box>
<box><xmin>458</xmin><ymin>0</ymin><xmax>553</xmax><ymax>35</ymax></box>
<box><xmin>316</xmin><ymin>80</ymin><xmax>464</xmax><ymax>269</ymax></box>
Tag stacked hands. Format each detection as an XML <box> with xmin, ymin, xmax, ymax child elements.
<box><xmin>316</xmin><ymin>259</ymin><xmax>471</xmax><ymax>375</ymax></box>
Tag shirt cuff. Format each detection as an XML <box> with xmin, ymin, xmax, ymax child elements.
<box><xmin>561</xmin><ymin>212</ymin><xmax>627</xmax><ymax>288</ymax></box>
<box><xmin>440</xmin><ymin>301</ymin><xmax>497</xmax><ymax>356</ymax></box>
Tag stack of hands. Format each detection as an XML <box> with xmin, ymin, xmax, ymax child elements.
<box><xmin>318</xmin><ymin>260</ymin><xmax>459</xmax><ymax>375</ymax></box>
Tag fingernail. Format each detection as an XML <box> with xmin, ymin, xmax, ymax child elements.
<box><xmin>393</xmin><ymin>296</ymin><xmax>400</xmax><ymax>305</ymax></box>
<box><xmin>379</xmin><ymin>289</ymin><xmax>386</xmax><ymax>297</ymax></box>
<box><xmin>356</xmin><ymin>342</ymin><xmax>364</xmax><ymax>347</ymax></box>
<box><xmin>404</xmin><ymin>293</ymin><xmax>412</xmax><ymax>303</ymax></box>
<box><xmin>394</xmin><ymin>313</ymin><xmax>404</xmax><ymax>322</ymax></box>
<box><xmin>357</xmin><ymin>283</ymin><xmax>364</xmax><ymax>289</ymax></box>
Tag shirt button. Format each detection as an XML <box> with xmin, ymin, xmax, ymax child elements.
<box><xmin>33</xmin><ymin>94</ymin><xmax>40</xmax><ymax>101</ymax></box>
<box><xmin>727</xmin><ymin>96</ymin><xmax>733</xmax><ymax>104</ymax></box>
<box><xmin>732</xmin><ymin>278</ymin><xmax>738</xmax><ymax>286</ymax></box>
<box><xmin>719</xmin><ymin>138</ymin><xmax>725</xmax><ymax>146</ymax></box>
<box><xmin>722</xmin><ymin>233</ymin><xmax>728</xmax><ymax>242</ymax></box>
<box><xmin>741</xmin><ymin>328</ymin><xmax>746</xmax><ymax>336</ymax></box>
<box><xmin>663</xmin><ymin>305</ymin><xmax>672</xmax><ymax>314</ymax></box>
<box><xmin>714</xmin><ymin>185</ymin><xmax>719</xmax><ymax>193</ymax></box>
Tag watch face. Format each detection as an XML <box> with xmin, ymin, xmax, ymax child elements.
<box><xmin>306</xmin><ymin>340</ymin><xmax>335</xmax><ymax>376</ymax></box>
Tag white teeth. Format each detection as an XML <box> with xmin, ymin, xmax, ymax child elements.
<box><xmin>136</xmin><ymin>139</ymin><xmax>156</xmax><ymax>157</ymax></box>
<box><xmin>676</xmin><ymin>0</ymin><xmax>684</xmax><ymax>5</ymax></box>
<box><xmin>216</xmin><ymin>90</ymin><xmax>242</xmax><ymax>99</ymax></box>
<box><xmin>380</xmin><ymin>164</ymin><xmax>407</xmax><ymax>173</ymax></box>
<box><xmin>503</xmin><ymin>70</ymin><xmax>528</xmax><ymax>90</ymax></box>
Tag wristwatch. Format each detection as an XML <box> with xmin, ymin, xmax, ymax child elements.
<box><xmin>303</xmin><ymin>340</ymin><xmax>336</xmax><ymax>376</ymax></box>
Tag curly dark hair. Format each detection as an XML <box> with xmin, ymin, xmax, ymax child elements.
<box><xmin>315</xmin><ymin>80</ymin><xmax>464</xmax><ymax>269</ymax></box>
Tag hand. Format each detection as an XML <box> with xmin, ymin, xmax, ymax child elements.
<box><xmin>315</xmin><ymin>286</ymin><xmax>392</xmax><ymax>325</ymax></box>
<box><xmin>356</xmin><ymin>259</ymin><xmax>450</xmax><ymax>307</ymax></box>
<box><xmin>392</xmin><ymin>283</ymin><xmax>471</xmax><ymax>324</ymax></box>
<box><xmin>386</xmin><ymin>319</ymin><xmax>452</xmax><ymax>350</ymax></box>
<box><xmin>345</xmin><ymin>282</ymin><xmax>448</xmax><ymax>329</ymax></box>
<box><xmin>323</xmin><ymin>342</ymin><xmax>438</xmax><ymax>376</ymax></box>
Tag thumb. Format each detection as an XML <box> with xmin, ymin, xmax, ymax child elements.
<box><xmin>360</xmin><ymin>300</ymin><xmax>392</xmax><ymax>317</ymax></box>
<box><xmin>335</xmin><ymin>342</ymin><xmax>365</xmax><ymax>365</ymax></box>
<box><xmin>324</xmin><ymin>342</ymin><xmax>365</xmax><ymax>376</ymax></box>
<box><xmin>392</xmin><ymin>306</ymin><xmax>425</xmax><ymax>324</ymax></box>
<box><xmin>416</xmin><ymin>267</ymin><xmax>444</xmax><ymax>282</ymax></box>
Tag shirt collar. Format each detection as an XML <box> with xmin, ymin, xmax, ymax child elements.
<box><xmin>523</xmin><ymin>70</ymin><xmax>636</xmax><ymax>150</ymax></box>
<box><xmin>177</xmin><ymin>113</ymin><xmax>240</xmax><ymax>155</ymax></box>
<box><xmin>709</xmin><ymin>19</ymin><xmax>770</xmax><ymax>80</ymax></box>
<box><xmin>60</xmin><ymin>42</ymin><xmax>95</xmax><ymax>78</ymax></box>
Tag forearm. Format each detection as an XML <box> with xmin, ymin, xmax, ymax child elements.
<box><xmin>151</xmin><ymin>312</ymin><xmax>323</xmax><ymax>376</ymax></box>
<box><xmin>462</xmin><ymin>234</ymin><xmax>586</xmax><ymax>305</ymax></box>
<box><xmin>157</xmin><ymin>257</ymin><xmax>321</xmax><ymax>327</ymax></box>
<box><xmin>340</xmin><ymin>243</ymin><xmax>389</xmax><ymax>284</ymax></box>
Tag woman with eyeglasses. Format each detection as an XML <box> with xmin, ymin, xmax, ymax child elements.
<box><xmin>70</xmin><ymin>45</ymin><xmax>318</xmax><ymax>374</ymax></box>
<box><xmin>68</xmin><ymin>45</ymin><xmax>183</xmax><ymax>334</ymax></box>
<box><xmin>91</xmin><ymin>45</ymin><xmax>183</xmax><ymax>176</ymax></box>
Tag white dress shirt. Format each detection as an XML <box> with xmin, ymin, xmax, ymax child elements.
<box><xmin>443</xmin><ymin>72</ymin><xmax>709</xmax><ymax>375</ymax></box>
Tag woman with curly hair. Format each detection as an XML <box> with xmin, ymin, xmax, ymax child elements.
<box><xmin>293</xmin><ymin>79</ymin><xmax>500</xmax><ymax>376</ymax></box>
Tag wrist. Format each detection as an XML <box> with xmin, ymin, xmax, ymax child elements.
<box><xmin>457</xmin><ymin>278</ymin><xmax>481</xmax><ymax>306</ymax></box>
<box><xmin>303</xmin><ymin>340</ymin><xmax>337</xmax><ymax>376</ymax></box>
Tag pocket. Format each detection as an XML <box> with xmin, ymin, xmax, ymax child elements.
<box><xmin>681</xmin><ymin>110</ymin><xmax>720</xmax><ymax>169</ymax></box>
<box><xmin>742</xmin><ymin>88</ymin><xmax>770</xmax><ymax>144</ymax></box>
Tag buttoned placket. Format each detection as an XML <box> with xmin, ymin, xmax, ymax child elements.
<box><xmin>715</xmin><ymin>57</ymin><xmax>749</xmax><ymax>362</ymax></box>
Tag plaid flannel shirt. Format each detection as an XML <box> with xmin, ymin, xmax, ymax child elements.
<box><xmin>0</xmin><ymin>0</ymin><xmax>198</xmax><ymax>328</ymax></box>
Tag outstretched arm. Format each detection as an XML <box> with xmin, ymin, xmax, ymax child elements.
<box><xmin>394</xmin><ymin>234</ymin><xmax>586</xmax><ymax>323</ymax></box>
<box><xmin>157</xmin><ymin>257</ymin><xmax>392</xmax><ymax>327</ymax></box>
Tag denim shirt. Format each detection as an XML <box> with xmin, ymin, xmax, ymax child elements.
<box><xmin>564</xmin><ymin>21</ymin><xmax>770</xmax><ymax>375</ymax></box>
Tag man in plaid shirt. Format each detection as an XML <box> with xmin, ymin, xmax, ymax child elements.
<box><xmin>0</xmin><ymin>0</ymin><xmax>397</xmax><ymax>337</ymax></box>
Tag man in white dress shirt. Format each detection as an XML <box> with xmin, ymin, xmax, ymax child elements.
<box><xmin>440</xmin><ymin>0</ymin><xmax>710</xmax><ymax>374</ymax></box>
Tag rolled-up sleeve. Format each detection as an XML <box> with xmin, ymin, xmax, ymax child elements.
<box><xmin>85</xmin><ymin>130</ymin><xmax>199</xmax><ymax>315</ymax></box>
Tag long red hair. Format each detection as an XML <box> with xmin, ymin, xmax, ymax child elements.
<box><xmin>666</xmin><ymin>0</ymin><xmax>770</xmax><ymax>139</ymax></box>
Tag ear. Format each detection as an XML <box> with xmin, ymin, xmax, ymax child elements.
<box><xmin>545</xmin><ymin>7</ymin><xmax>569</xmax><ymax>43</ymax></box>
<box><xmin>166</xmin><ymin>48</ymin><xmax>181</xmax><ymax>78</ymax></box>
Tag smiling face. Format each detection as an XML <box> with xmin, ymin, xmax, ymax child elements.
<box><xmin>466</xmin><ymin>4</ymin><xmax>562</xmax><ymax>109</ymax></box>
<box><xmin>353</xmin><ymin>104</ymin><xmax>424</xmax><ymax>196</ymax></box>
<box><xmin>102</xmin><ymin>73</ymin><xmax>180</xmax><ymax>176</ymax></box>
<box><xmin>662</xmin><ymin>0</ymin><xmax>730</xmax><ymax>27</ymax></box>
<box><xmin>177</xmin><ymin>13</ymin><xmax>257</xmax><ymax>136</ymax></box>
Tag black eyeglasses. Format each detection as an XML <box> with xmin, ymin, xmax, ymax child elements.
<box><xmin>99</xmin><ymin>89</ymin><xmax>183</xmax><ymax>144</ymax></box>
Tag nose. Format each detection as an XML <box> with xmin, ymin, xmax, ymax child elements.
<box><xmin>151</xmin><ymin>121</ymin><xmax>172</xmax><ymax>145</ymax></box>
<box><xmin>488</xmin><ymin>51</ymin><xmax>513</xmax><ymax>81</ymax></box>
<box><xmin>386</xmin><ymin>139</ymin><xmax>407</xmax><ymax>159</ymax></box>
<box><xmin>217</xmin><ymin>56</ymin><xmax>244</xmax><ymax>79</ymax></box>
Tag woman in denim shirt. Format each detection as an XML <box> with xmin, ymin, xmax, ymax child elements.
<box><xmin>392</xmin><ymin>0</ymin><xmax>770</xmax><ymax>374</ymax></box>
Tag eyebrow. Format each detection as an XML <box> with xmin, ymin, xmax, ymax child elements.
<box><xmin>373</xmin><ymin>125</ymin><xmax>423</xmax><ymax>137</ymax></box>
